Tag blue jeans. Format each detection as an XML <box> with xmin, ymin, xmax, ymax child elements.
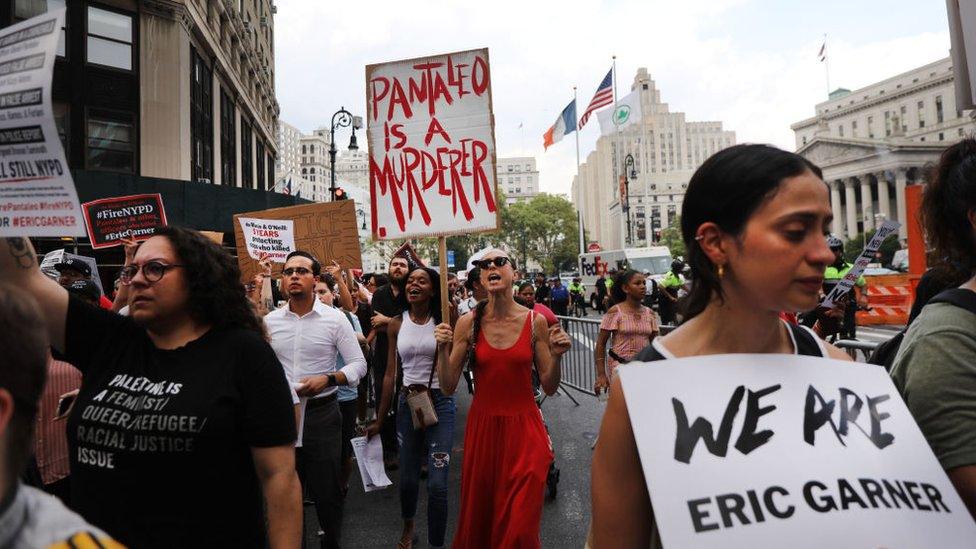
<box><xmin>396</xmin><ymin>389</ymin><xmax>456</xmax><ymax>548</ymax></box>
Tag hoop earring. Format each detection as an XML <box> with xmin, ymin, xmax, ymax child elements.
<box><xmin>717</xmin><ymin>264</ymin><xmax>725</xmax><ymax>279</ymax></box>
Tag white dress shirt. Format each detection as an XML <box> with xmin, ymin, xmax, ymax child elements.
<box><xmin>265</xmin><ymin>299</ymin><xmax>367</xmax><ymax>399</ymax></box>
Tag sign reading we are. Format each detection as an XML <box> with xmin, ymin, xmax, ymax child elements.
<box><xmin>618</xmin><ymin>354</ymin><xmax>976</xmax><ymax>548</ymax></box>
<box><xmin>365</xmin><ymin>48</ymin><xmax>499</xmax><ymax>240</ymax></box>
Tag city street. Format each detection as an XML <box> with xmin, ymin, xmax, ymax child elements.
<box><xmin>320</xmin><ymin>380</ymin><xmax>602</xmax><ymax>547</ymax></box>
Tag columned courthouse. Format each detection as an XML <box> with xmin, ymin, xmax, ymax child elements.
<box><xmin>792</xmin><ymin>57</ymin><xmax>975</xmax><ymax>240</ymax></box>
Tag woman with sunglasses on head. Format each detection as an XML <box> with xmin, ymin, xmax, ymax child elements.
<box><xmin>0</xmin><ymin>227</ymin><xmax>301</xmax><ymax>548</ymax></box>
<box><xmin>589</xmin><ymin>145</ymin><xmax>850</xmax><ymax>548</ymax></box>
<box><xmin>366</xmin><ymin>266</ymin><xmax>454</xmax><ymax>549</ymax></box>
<box><xmin>435</xmin><ymin>252</ymin><xmax>572</xmax><ymax>548</ymax></box>
<box><xmin>593</xmin><ymin>269</ymin><xmax>658</xmax><ymax>397</ymax></box>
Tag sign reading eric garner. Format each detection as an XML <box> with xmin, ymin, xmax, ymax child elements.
<box><xmin>0</xmin><ymin>8</ymin><xmax>84</xmax><ymax>237</ymax></box>
<box><xmin>366</xmin><ymin>47</ymin><xmax>499</xmax><ymax>240</ymax></box>
<box><xmin>617</xmin><ymin>354</ymin><xmax>976</xmax><ymax>548</ymax></box>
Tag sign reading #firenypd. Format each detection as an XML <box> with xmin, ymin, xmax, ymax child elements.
<box><xmin>0</xmin><ymin>8</ymin><xmax>85</xmax><ymax>237</ymax></box>
<box><xmin>81</xmin><ymin>194</ymin><xmax>167</xmax><ymax>249</ymax></box>
<box><xmin>366</xmin><ymin>47</ymin><xmax>499</xmax><ymax>240</ymax></box>
<box><xmin>618</xmin><ymin>354</ymin><xmax>976</xmax><ymax>549</ymax></box>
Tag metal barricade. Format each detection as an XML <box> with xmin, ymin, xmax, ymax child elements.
<box><xmin>555</xmin><ymin>316</ymin><xmax>602</xmax><ymax>396</ymax></box>
<box><xmin>832</xmin><ymin>339</ymin><xmax>881</xmax><ymax>362</ymax></box>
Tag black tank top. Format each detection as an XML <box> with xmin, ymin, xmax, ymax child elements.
<box><xmin>632</xmin><ymin>322</ymin><xmax>827</xmax><ymax>362</ymax></box>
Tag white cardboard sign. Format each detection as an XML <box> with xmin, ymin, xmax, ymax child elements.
<box><xmin>618</xmin><ymin>354</ymin><xmax>976</xmax><ymax>548</ymax></box>
<box><xmin>365</xmin><ymin>47</ymin><xmax>499</xmax><ymax>240</ymax></box>
<box><xmin>0</xmin><ymin>9</ymin><xmax>85</xmax><ymax>237</ymax></box>
<box><xmin>237</xmin><ymin>217</ymin><xmax>296</xmax><ymax>263</ymax></box>
<box><xmin>823</xmin><ymin>218</ymin><xmax>901</xmax><ymax>307</ymax></box>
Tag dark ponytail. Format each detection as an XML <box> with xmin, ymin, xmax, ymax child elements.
<box><xmin>921</xmin><ymin>138</ymin><xmax>976</xmax><ymax>278</ymax></box>
<box><xmin>681</xmin><ymin>144</ymin><xmax>823</xmax><ymax>321</ymax></box>
<box><xmin>464</xmin><ymin>300</ymin><xmax>489</xmax><ymax>371</ymax></box>
<box><xmin>610</xmin><ymin>269</ymin><xmax>640</xmax><ymax>305</ymax></box>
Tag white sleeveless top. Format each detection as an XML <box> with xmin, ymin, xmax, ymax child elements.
<box><xmin>397</xmin><ymin>313</ymin><xmax>439</xmax><ymax>389</ymax></box>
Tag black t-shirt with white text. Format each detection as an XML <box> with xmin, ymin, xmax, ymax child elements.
<box><xmin>63</xmin><ymin>296</ymin><xmax>296</xmax><ymax>548</ymax></box>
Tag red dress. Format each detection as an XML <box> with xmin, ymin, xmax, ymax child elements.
<box><xmin>453</xmin><ymin>313</ymin><xmax>553</xmax><ymax>548</ymax></box>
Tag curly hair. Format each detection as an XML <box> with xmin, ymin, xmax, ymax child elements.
<box><xmin>153</xmin><ymin>226</ymin><xmax>264</xmax><ymax>335</ymax></box>
<box><xmin>921</xmin><ymin>138</ymin><xmax>976</xmax><ymax>277</ymax></box>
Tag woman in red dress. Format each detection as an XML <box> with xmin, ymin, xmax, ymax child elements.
<box><xmin>435</xmin><ymin>250</ymin><xmax>571</xmax><ymax>548</ymax></box>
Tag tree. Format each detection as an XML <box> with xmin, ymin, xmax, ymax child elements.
<box><xmin>842</xmin><ymin>232</ymin><xmax>900</xmax><ymax>266</ymax></box>
<box><xmin>502</xmin><ymin>194</ymin><xmax>579</xmax><ymax>274</ymax></box>
<box><xmin>657</xmin><ymin>217</ymin><xmax>686</xmax><ymax>259</ymax></box>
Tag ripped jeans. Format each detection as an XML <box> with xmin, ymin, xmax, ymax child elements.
<box><xmin>396</xmin><ymin>389</ymin><xmax>456</xmax><ymax>548</ymax></box>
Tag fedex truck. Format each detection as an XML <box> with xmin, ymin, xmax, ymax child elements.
<box><xmin>578</xmin><ymin>246</ymin><xmax>672</xmax><ymax>290</ymax></box>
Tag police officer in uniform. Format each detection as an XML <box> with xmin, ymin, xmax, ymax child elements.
<box><xmin>823</xmin><ymin>235</ymin><xmax>868</xmax><ymax>340</ymax></box>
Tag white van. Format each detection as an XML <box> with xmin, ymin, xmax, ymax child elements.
<box><xmin>578</xmin><ymin>246</ymin><xmax>672</xmax><ymax>289</ymax></box>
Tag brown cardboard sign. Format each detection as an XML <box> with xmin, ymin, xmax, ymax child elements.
<box><xmin>233</xmin><ymin>200</ymin><xmax>362</xmax><ymax>282</ymax></box>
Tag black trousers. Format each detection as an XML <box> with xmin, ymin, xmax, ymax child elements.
<box><xmin>297</xmin><ymin>398</ymin><xmax>343</xmax><ymax>549</ymax></box>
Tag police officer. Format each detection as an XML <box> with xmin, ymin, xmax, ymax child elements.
<box><xmin>824</xmin><ymin>235</ymin><xmax>868</xmax><ymax>340</ymax></box>
<box><xmin>568</xmin><ymin>277</ymin><xmax>586</xmax><ymax>316</ymax></box>
<box><xmin>658</xmin><ymin>260</ymin><xmax>685</xmax><ymax>326</ymax></box>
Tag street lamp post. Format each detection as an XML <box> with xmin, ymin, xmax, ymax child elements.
<box><xmin>623</xmin><ymin>154</ymin><xmax>636</xmax><ymax>246</ymax></box>
<box><xmin>328</xmin><ymin>106</ymin><xmax>363</xmax><ymax>201</ymax></box>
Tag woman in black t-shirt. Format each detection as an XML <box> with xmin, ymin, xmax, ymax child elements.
<box><xmin>589</xmin><ymin>145</ymin><xmax>852</xmax><ymax>547</ymax></box>
<box><xmin>0</xmin><ymin>227</ymin><xmax>301</xmax><ymax>548</ymax></box>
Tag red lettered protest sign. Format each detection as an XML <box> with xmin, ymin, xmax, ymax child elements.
<box><xmin>81</xmin><ymin>193</ymin><xmax>167</xmax><ymax>249</ymax></box>
<box><xmin>366</xmin><ymin>48</ymin><xmax>499</xmax><ymax>240</ymax></box>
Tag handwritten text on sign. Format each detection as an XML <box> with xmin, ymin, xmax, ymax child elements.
<box><xmin>237</xmin><ymin>217</ymin><xmax>295</xmax><ymax>263</ymax></box>
<box><xmin>617</xmin><ymin>355</ymin><xmax>976</xmax><ymax>549</ymax></box>
<box><xmin>366</xmin><ymin>48</ymin><xmax>498</xmax><ymax>239</ymax></box>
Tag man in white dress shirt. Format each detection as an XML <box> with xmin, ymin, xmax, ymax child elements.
<box><xmin>265</xmin><ymin>251</ymin><xmax>367</xmax><ymax>549</ymax></box>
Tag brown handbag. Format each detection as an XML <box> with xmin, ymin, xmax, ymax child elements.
<box><xmin>405</xmin><ymin>351</ymin><xmax>439</xmax><ymax>430</ymax></box>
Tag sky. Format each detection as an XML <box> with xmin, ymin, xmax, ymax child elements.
<box><xmin>274</xmin><ymin>0</ymin><xmax>953</xmax><ymax>198</ymax></box>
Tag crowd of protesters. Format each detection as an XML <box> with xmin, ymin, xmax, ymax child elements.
<box><xmin>2</xmin><ymin>140</ymin><xmax>976</xmax><ymax>547</ymax></box>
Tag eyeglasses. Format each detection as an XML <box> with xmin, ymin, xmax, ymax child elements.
<box><xmin>472</xmin><ymin>257</ymin><xmax>514</xmax><ymax>270</ymax></box>
<box><xmin>282</xmin><ymin>267</ymin><xmax>313</xmax><ymax>277</ymax></box>
<box><xmin>119</xmin><ymin>261</ymin><xmax>184</xmax><ymax>286</ymax></box>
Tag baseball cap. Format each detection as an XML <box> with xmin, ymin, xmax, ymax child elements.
<box><xmin>54</xmin><ymin>257</ymin><xmax>92</xmax><ymax>277</ymax></box>
<box><xmin>65</xmin><ymin>279</ymin><xmax>101</xmax><ymax>302</ymax></box>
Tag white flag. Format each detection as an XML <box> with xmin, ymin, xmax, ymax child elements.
<box><xmin>597</xmin><ymin>89</ymin><xmax>643</xmax><ymax>135</ymax></box>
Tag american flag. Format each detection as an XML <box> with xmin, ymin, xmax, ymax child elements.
<box><xmin>578</xmin><ymin>69</ymin><xmax>614</xmax><ymax>130</ymax></box>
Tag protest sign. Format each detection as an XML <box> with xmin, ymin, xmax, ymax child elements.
<box><xmin>237</xmin><ymin>217</ymin><xmax>296</xmax><ymax>263</ymax></box>
<box><xmin>232</xmin><ymin>200</ymin><xmax>362</xmax><ymax>283</ymax></box>
<box><xmin>366</xmin><ymin>48</ymin><xmax>499</xmax><ymax>240</ymax></box>
<box><xmin>617</xmin><ymin>354</ymin><xmax>976</xmax><ymax>548</ymax></box>
<box><xmin>823</xmin><ymin>218</ymin><xmax>901</xmax><ymax>308</ymax></box>
<box><xmin>81</xmin><ymin>194</ymin><xmax>167</xmax><ymax>249</ymax></box>
<box><xmin>0</xmin><ymin>9</ymin><xmax>85</xmax><ymax>237</ymax></box>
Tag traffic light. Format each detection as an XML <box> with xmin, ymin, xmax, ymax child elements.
<box><xmin>335</xmin><ymin>187</ymin><xmax>347</xmax><ymax>200</ymax></box>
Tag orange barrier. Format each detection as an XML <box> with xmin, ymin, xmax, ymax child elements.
<box><xmin>856</xmin><ymin>274</ymin><xmax>911</xmax><ymax>326</ymax></box>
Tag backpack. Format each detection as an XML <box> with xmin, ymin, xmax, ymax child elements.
<box><xmin>867</xmin><ymin>288</ymin><xmax>976</xmax><ymax>370</ymax></box>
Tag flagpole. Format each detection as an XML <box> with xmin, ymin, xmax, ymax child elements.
<box><xmin>639</xmin><ymin>74</ymin><xmax>650</xmax><ymax>246</ymax></box>
<box><xmin>612</xmin><ymin>55</ymin><xmax>626</xmax><ymax>249</ymax></box>
<box><xmin>823</xmin><ymin>33</ymin><xmax>831</xmax><ymax>98</ymax></box>
<box><xmin>574</xmin><ymin>86</ymin><xmax>584</xmax><ymax>256</ymax></box>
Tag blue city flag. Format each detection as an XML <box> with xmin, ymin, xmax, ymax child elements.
<box><xmin>447</xmin><ymin>250</ymin><xmax>455</xmax><ymax>268</ymax></box>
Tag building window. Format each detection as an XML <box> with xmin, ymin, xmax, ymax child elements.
<box><xmin>936</xmin><ymin>95</ymin><xmax>944</xmax><ymax>124</ymax></box>
<box><xmin>867</xmin><ymin>116</ymin><xmax>874</xmax><ymax>138</ymax></box>
<box><xmin>884</xmin><ymin>111</ymin><xmax>891</xmax><ymax>137</ymax></box>
<box><xmin>918</xmin><ymin>100</ymin><xmax>925</xmax><ymax>128</ymax></box>
<box><xmin>86</xmin><ymin>6</ymin><xmax>133</xmax><ymax>71</ymax></box>
<box><xmin>851</xmin><ymin>119</ymin><xmax>858</xmax><ymax>137</ymax></box>
<box><xmin>14</xmin><ymin>0</ymin><xmax>66</xmax><ymax>56</ymax></box>
<box><xmin>838</xmin><ymin>125</ymin><xmax>844</xmax><ymax>137</ymax></box>
<box><xmin>241</xmin><ymin>119</ymin><xmax>253</xmax><ymax>188</ymax></box>
<box><xmin>220</xmin><ymin>89</ymin><xmax>236</xmax><ymax>186</ymax></box>
<box><xmin>190</xmin><ymin>48</ymin><xmax>213</xmax><ymax>183</ymax></box>
<box><xmin>256</xmin><ymin>140</ymin><xmax>266</xmax><ymax>190</ymax></box>
<box><xmin>267</xmin><ymin>154</ymin><xmax>275</xmax><ymax>190</ymax></box>
<box><xmin>53</xmin><ymin>102</ymin><xmax>69</xmax><ymax>156</ymax></box>
<box><xmin>939</xmin><ymin>132</ymin><xmax>945</xmax><ymax>141</ymax></box>
<box><xmin>960</xmin><ymin>128</ymin><xmax>966</xmax><ymax>137</ymax></box>
<box><xmin>86</xmin><ymin>108</ymin><xmax>135</xmax><ymax>173</ymax></box>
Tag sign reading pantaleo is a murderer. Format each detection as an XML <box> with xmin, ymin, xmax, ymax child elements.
<box><xmin>617</xmin><ymin>355</ymin><xmax>976</xmax><ymax>548</ymax></box>
<box><xmin>366</xmin><ymin>48</ymin><xmax>499</xmax><ymax>240</ymax></box>
<box><xmin>0</xmin><ymin>8</ymin><xmax>85</xmax><ymax>237</ymax></box>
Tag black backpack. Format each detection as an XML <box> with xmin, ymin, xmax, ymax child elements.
<box><xmin>867</xmin><ymin>288</ymin><xmax>976</xmax><ymax>369</ymax></box>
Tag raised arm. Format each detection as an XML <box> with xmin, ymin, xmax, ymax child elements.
<box><xmin>435</xmin><ymin>312</ymin><xmax>472</xmax><ymax>396</ymax></box>
<box><xmin>534</xmin><ymin>315</ymin><xmax>570</xmax><ymax>396</ymax></box>
<box><xmin>0</xmin><ymin>237</ymin><xmax>68</xmax><ymax>352</ymax></box>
